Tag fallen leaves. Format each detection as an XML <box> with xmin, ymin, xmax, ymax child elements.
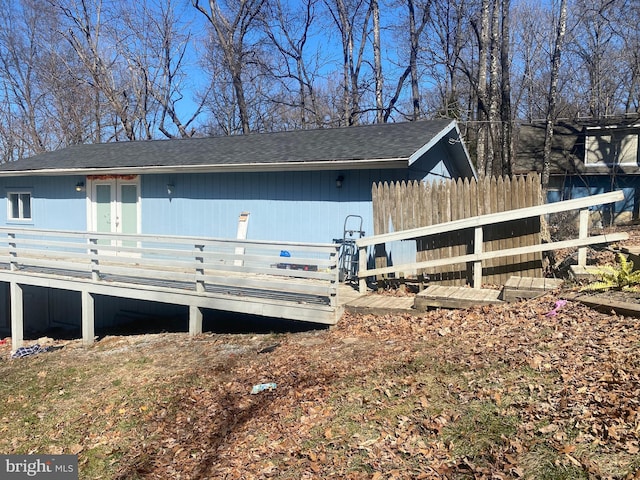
<box><xmin>1</xmin><ymin>291</ymin><xmax>640</xmax><ymax>479</ymax></box>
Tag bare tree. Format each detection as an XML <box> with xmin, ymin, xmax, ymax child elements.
<box><xmin>371</xmin><ymin>0</ymin><xmax>383</xmax><ymax>123</ymax></box>
<box><xmin>120</xmin><ymin>0</ymin><xmax>205</xmax><ymax>138</ymax></box>
<box><xmin>323</xmin><ymin>0</ymin><xmax>374</xmax><ymax>126</ymax></box>
<box><xmin>193</xmin><ymin>0</ymin><xmax>266</xmax><ymax>135</ymax></box>
<box><xmin>0</xmin><ymin>1</ymin><xmax>47</xmax><ymax>155</ymax></box>
<box><xmin>261</xmin><ymin>0</ymin><xmax>327</xmax><ymax>128</ymax></box>
<box><xmin>485</xmin><ymin>0</ymin><xmax>500</xmax><ymax>175</ymax></box>
<box><xmin>423</xmin><ymin>0</ymin><xmax>470</xmax><ymax>119</ymax></box>
<box><xmin>50</xmin><ymin>0</ymin><xmax>143</xmax><ymax>140</ymax></box>
<box><xmin>569</xmin><ymin>0</ymin><xmax>625</xmax><ymax>118</ymax></box>
<box><xmin>383</xmin><ymin>0</ymin><xmax>431</xmax><ymax>122</ymax></box>
<box><xmin>510</xmin><ymin>2</ymin><xmax>551</xmax><ymax>121</ymax></box>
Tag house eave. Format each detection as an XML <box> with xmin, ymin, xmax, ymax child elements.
<box><xmin>0</xmin><ymin>158</ymin><xmax>409</xmax><ymax>177</ymax></box>
<box><xmin>408</xmin><ymin>120</ymin><xmax>457</xmax><ymax>165</ymax></box>
<box><xmin>407</xmin><ymin>120</ymin><xmax>477</xmax><ymax>179</ymax></box>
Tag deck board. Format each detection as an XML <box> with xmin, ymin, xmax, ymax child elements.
<box><xmin>414</xmin><ymin>285</ymin><xmax>503</xmax><ymax>310</ymax></box>
<box><xmin>502</xmin><ymin>275</ymin><xmax>564</xmax><ymax>302</ymax></box>
<box><xmin>344</xmin><ymin>294</ymin><xmax>415</xmax><ymax>315</ymax></box>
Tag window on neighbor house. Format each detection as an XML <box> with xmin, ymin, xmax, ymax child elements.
<box><xmin>585</xmin><ymin>130</ymin><xmax>640</xmax><ymax>166</ymax></box>
<box><xmin>7</xmin><ymin>192</ymin><xmax>32</xmax><ymax>221</ymax></box>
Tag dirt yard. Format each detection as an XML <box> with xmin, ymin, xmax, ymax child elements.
<box><xmin>0</xmin><ymin>226</ymin><xmax>639</xmax><ymax>479</ymax></box>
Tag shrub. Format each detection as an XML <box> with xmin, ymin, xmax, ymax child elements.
<box><xmin>580</xmin><ymin>252</ymin><xmax>640</xmax><ymax>292</ymax></box>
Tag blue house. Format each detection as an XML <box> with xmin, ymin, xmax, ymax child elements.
<box><xmin>0</xmin><ymin>120</ymin><xmax>475</xmax><ymax>338</ymax></box>
<box><xmin>0</xmin><ymin>119</ymin><xmax>474</xmax><ymax>244</ymax></box>
<box><xmin>515</xmin><ymin>119</ymin><xmax>640</xmax><ymax>225</ymax></box>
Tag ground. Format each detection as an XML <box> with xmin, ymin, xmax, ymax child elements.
<box><xmin>0</xmin><ymin>227</ymin><xmax>639</xmax><ymax>479</ymax></box>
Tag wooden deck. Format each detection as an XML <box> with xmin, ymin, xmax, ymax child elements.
<box><xmin>501</xmin><ymin>276</ymin><xmax>565</xmax><ymax>302</ymax></box>
<box><xmin>342</xmin><ymin>292</ymin><xmax>415</xmax><ymax>315</ymax></box>
<box><xmin>0</xmin><ymin>227</ymin><xmax>340</xmax><ymax>349</ymax></box>
<box><xmin>414</xmin><ymin>285</ymin><xmax>503</xmax><ymax>310</ymax></box>
<box><xmin>343</xmin><ymin>275</ymin><xmax>566</xmax><ymax>314</ymax></box>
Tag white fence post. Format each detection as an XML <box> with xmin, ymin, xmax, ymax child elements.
<box><xmin>578</xmin><ymin>208</ymin><xmax>589</xmax><ymax>267</ymax></box>
<box><xmin>473</xmin><ymin>226</ymin><xmax>483</xmax><ymax>288</ymax></box>
<box><xmin>358</xmin><ymin>245</ymin><xmax>368</xmax><ymax>294</ymax></box>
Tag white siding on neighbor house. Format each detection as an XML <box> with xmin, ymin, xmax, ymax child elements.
<box><xmin>585</xmin><ymin>129</ymin><xmax>639</xmax><ymax>166</ymax></box>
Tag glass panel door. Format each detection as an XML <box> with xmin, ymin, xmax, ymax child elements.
<box><xmin>118</xmin><ymin>183</ymin><xmax>138</xmax><ymax>249</ymax></box>
<box><xmin>95</xmin><ymin>182</ymin><xmax>115</xmax><ymax>246</ymax></box>
<box><xmin>90</xmin><ymin>177</ymin><xmax>139</xmax><ymax>253</ymax></box>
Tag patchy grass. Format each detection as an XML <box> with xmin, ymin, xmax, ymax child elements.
<box><xmin>1</xmin><ymin>295</ymin><xmax>639</xmax><ymax>479</ymax></box>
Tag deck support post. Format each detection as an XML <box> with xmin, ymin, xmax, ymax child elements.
<box><xmin>189</xmin><ymin>305</ymin><xmax>203</xmax><ymax>336</ymax></box>
<box><xmin>473</xmin><ymin>226</ymin><xmax>483</xmax><ymax>288</ymax></box>
<box><xmin>81</xmin><ymin>290</ymin><xmax>95</xmax><ymax>346</ymax></box>
<box><xmin>10</xmin><ymin>282</ymin><xmax>23</xmax><ymax>350</ymax></box>
<box><xmin>578</xmin><ymin>208</ymin><xmax>589</xmax><ymax>267</ymax></box>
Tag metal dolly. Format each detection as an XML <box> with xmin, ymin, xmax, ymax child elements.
<box><xmin>333</xmin><ymin>215</ymin><xmax>365</xmax><ymax>282</ymax></box>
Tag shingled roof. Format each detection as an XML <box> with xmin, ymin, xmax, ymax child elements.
<box><xmin>0</xmin><ymin>119</ymin><xmax>472</xmax><ymax>176</ymax></box>
<box><xmin>513</xmin><ymin>122</ymin><xmax>584</xmax><ymax>175</ymax></box>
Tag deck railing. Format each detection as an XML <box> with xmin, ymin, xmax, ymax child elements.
<box><xmin>356</xmin><ymin>190</ymin><xmax>629</xmax><ymax>293</ymax></box>
<box><xmin>0</xmin><ymin>228</ymin><xmax>340</xmax><ymax>306</ymax></box>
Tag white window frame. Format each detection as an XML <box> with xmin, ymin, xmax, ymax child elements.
<box><xmin>584</xmin><ymin>126</ymin><xmax>640</xmax><ymax>167</ymax></box>
<box><xmin>7</xmin><ymin>190</ymin><xmax>33</xmax><ymax>222</ymax></box>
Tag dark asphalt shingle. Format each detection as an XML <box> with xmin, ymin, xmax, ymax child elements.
<box><xmin>0</xmin><ymin>120</ymin><xmax>455</xmax><ymax>173</ymax></box>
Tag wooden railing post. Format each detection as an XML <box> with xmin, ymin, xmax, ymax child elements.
<box><xmin>473</xmin><ymin>226</ymin><xmax>483</xmax><ymax>288</ymax></box>
<box><xmin>329</xmin><ymin>247</ymin><xmax>339</xmax><ymax>308</ymax></box>
<box><xmin>578</xmin><ymin>208</ymin><xmax>589</xmax><ymax>267</ymax></box>
<box><xmin>8</xmin><ymin>232</ymin><xmax>17</xmax><ymax>271</ymax></box>
<box><xmin>195</xmin><ymin>244</ymin><xmax>205</xmax><ymax>292</ymax></box>
<box><xmin>89</xmin><ymin>237</ymin><xmax>100</xmax><ymax>281</ymax></box>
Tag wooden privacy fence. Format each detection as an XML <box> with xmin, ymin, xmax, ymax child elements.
<box><xmin>358</xmin><ymin>190</ymin><xmax>628</xmax><ymax>294</ymax></box>
<box><xmin>372</xmin><ymin>173</ymin><xmax>543</xmax><ymax>286</ymax></box>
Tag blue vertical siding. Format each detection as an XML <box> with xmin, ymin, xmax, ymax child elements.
<box><xmin>548</xmin><ymin>174</ymin><xmax>640</xmax><ymax>222</ymax></box>
<box><xmin>0</xmin><ymin>175</ymin><xmax>87</xmax><ymax>229</ymax></box>
<box><xmin>141</xmin><ymin>169</ymin><xmax>420</xmax><ymax>244</ymax></box>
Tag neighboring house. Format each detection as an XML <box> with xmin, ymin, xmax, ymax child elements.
<box><xmin>515</xmin><ymin>118</ymin><xmax>640</xmax><ymax>224</ymax></box>
<box><xmin>0</xmin><ymin>120</ymin><xmax>475</xmax><ymax>336</ymax></box>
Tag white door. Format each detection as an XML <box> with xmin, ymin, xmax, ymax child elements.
<box><xmin>90</xmin><ymin>177</ymin><xmax>140</xmax><ymax>251</ymax></box>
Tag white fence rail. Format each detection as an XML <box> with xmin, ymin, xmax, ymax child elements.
<box><xmin>356</xmin><ymin>191</ymin><xmax>629</xmax><ymax>293</ymax></box>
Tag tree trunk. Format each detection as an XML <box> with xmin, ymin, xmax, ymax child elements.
<box><xmin>542</xmin><ymin>0</ymin><xmax>567</xmax><ymax>192</ymax></box>
<box><xmin>486</xmin><ymin>0</ymin><xmax>500</xmax><ymax>176</ymax></box>
<box><xmin>475</xmin><ymin>0</ymin><xmax>490</xmax><ymax>175</ymax></box>
<box><xmin>407</xmin><ymin>0</ymin><xmax>421</xmax><ymax>120</ymax></box>
<box><xmin>500</xmin><ymin>0</ymin><xmax>513</xmax><ymax>176</ymax></box>
<box><xmin>372</xmin><ymin>0</ymin><xmax>384</xmax><ymax>123</ymax></box>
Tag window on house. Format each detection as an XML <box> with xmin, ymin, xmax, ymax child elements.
<box><xmin>7</xmin><ymin>192</ymin><xmax>32</xmax><ymax>220</ymax></box>
<box><xmin>585</xmin><ymin>130</ymin><xmax>639</xmax><ymax>166</ymax></box>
